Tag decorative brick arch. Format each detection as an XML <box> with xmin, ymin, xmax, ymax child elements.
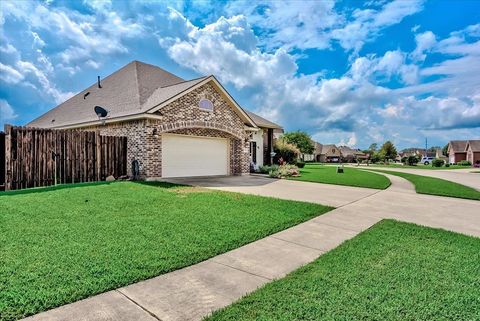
<box><xmin>157</xmin><ymin>120</ymin><xmax>245</xmax><ymax>140</ymax></box>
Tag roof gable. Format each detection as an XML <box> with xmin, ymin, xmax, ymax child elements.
<box><xmin>466</xmin><ymin>140</ymin><xmax>480</xmax><ymax>152</ymax></box>
<box><xmin>146</xmin><ymin>76</ymin><xmax>256</xmax><ymax>127</ymax></box>
<box><xmin>448</xmin><ymin>140</ymin><xmax>468</xmax><ymax>153</ymax></box>
<box><xmin>245</xmin><ymin>111</ymin><xmax>282</xmax><ymax>129</ymax></box>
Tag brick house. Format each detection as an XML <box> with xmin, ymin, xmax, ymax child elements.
<box><xmin>27</xmin><ymin>61</ymin><xmax>282</xmax><ymax>179</ymax></box>
<box><xmin>447</xmin><ymin>140</ymin><xmax>468</xmax><ymax>164</ymax></box>
<box><xmin>317</xmin><ymin>144</ymin><xmax>342</xmax><ymax>163</ymax></box>
<box><xmin>465</xmin><ymin>140</ymin><xmax>480</xmax><ymax>166</ymax></box>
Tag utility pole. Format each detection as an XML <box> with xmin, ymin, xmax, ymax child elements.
<box><xmin>425</xmin><ymin>137</ymin><xmax>428</xmax><ymax>157</ymax></box>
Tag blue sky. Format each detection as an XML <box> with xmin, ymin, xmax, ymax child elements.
<box><xmin>1</xmin><ymin>0</ymin><xmax>479</xmax><ymax>149</ymax></box>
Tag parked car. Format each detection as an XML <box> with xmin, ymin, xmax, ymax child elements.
<box><xmin>420</xmin><ymin>156</ymin><xmax>435</xmax><ymax>165</ymax></box>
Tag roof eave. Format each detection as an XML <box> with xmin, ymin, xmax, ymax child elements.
<box><xmin>36</xmin><ymin>113</ymin><xmax>164</xmax><ymax>130</ymax></box>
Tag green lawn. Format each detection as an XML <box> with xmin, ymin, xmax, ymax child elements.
<box><xmin>0</xmin><ymin>182</ymin><xmax>331</xmax><ymax>321</ymax></box>
<box><xmin>367</xmin><ymin>163</ymin><xmax>468</xmax><ymax>170</ymax></box>
<box><xmin>207</xmin><ymin>220</ymin><xmax>480</xmax><ymax>321</ymax></box>
<box><xmin>290</xmin><ymin>164</ymin><xmax>391</xmax><ymax>189</ymax></box>
<box><xmin>370</xmin><ymin>170</ymin><xmax>480</xmax><ymax>200</ymax></box>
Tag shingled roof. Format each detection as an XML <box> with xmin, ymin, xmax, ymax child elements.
<box><xmin>466</xmin><ymin>140</ymin><xmax>480</xmax><ymax>152</ymax></box>
<box><xmin>448</xmin><ymin>140</ymin><xmax>468</xmax><ymax>153</ymax></box>
<box><xmin>27</xmin><ymin>61</ymin><xmax>257</xmax><ymax>129</ymax></box>
<box><xmin>245</xmin><ymin>111</ymin><xmax>282</xmax><ymax>129</ymax></box>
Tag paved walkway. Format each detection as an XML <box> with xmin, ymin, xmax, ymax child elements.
<box><xmin>24</xmin><ymin>174</ymin><xmax>480</xmax><ymax>321</ymax></box>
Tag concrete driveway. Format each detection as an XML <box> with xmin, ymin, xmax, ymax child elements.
<box><xmin>167</xmin><ymin>175</ymin><xmax>380</xmax><ymax>207</ymax></box>
<box><xmin>169</xmin><ymin>173</ymin><xmax>480</xmax><ymax>236</ymax></box>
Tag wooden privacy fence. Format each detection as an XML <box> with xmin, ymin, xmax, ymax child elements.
<box><xmin>2</xmin><ymin>125</ymin><xmax>127</xmax><ymax>191</ymax></box>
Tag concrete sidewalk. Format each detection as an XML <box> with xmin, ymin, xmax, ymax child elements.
<box><xmin>23</xmin><ymin>174</ymin><xmax>480</xmax><ymax>321</ymax></box>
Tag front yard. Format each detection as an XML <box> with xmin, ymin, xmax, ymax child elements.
<box><xmin>207</xmin><ymin>220</ymin><xmax>480</xmax><ymax>321</ymax></box>
<box><xmin>369</xmin><ymin>169</ymin><xmax>480</xmax><ymax>200</ymax></box>
<box><xmin>0</xmin><ymin>182</ymin><xmax>331</xmax><ymax>321</ymax></box>
<box><xmin>290</xmin><ymin>164</ymin><xmax>391</xmax><ymax>189</ymax></box>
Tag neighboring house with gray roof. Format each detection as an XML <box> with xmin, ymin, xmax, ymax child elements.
<box><xmin>465</xmin><ymin>140</ymin><xmax>480</xmax><ymax>166</ymax></box>
<box><xmin>447</xmin><ymin>140</ymin><xmax>468</xmax><ymax>164</ymax></box>
<box><xmin>27</xmin><ymin>60</ymin><xmax>281</xmax><ymax>178</ymax></box>
<box><xmin>338</xmin><ymin>146</ymin><xmax>367</xmax><ymax>163</ymax></box>
<box><xmin>318</xmin><ymin>144</ymin><xmax>342</xmax><ymax>163</ymax></box>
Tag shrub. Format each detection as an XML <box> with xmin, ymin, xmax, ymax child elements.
<box><xmin>457</xmin><ymin>160</ymin><xmax>472</xmax><ymax>166</ymax></box>
<box><xmin>406</xmin><ymin>155</ymin><xmax>419</xmax><ymax>166</ymax></box>
<box><xmin>296</xmin><ymin>161</ymin><xmax>306</xmax><ymax>168</ymax></box>
<box><xmin>274</xmin><ymin>138</ymin><xmax>300</xmax><ymax>164</ymax></box>
<box><xmin>259</xmin><ymin>165</ymin><xmax>279</xmax><ymax>174</ymax></box>
<box><xmin>269</xmin><ymin>164</ymin><xmax>300</xmax><ymax>178</ymax></box>
<box><xmin>445</xmin><ymin>163</ymin><xmax>450</xmax><ymax>167</ymax></box>
<box><xmin>431</xmin><ymin>159</ymin><xmax>444</xmax><ymax>167</ymax></box>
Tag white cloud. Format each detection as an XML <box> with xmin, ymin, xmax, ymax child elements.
<box><xmin>226</xmin><ymin>1</ymin><xmax>338</xmax><ymax>51</ymax></box>
<box><xmin>0</xmin><ymin>62</ymin><xmax>24</xmax><ymax>84</ymax></box>
<box><xmin>158</xmin><ymin>10</ymin><xmax>479</xmax><ymax>147</ymax></box>
<box><xmin>331</xmin><ymin>0</ymin><xmax>425</xmax><ymax>54</ymax></box>
<box><xmin>411</xmin><ymin>31</ymin><xmax>436</xmax><ymax>61</ymax></box>
<box><xmin>0</xmin><ymin>100</ymin><xmax>18</xmax><ymax>124</ymax></box>
<box><xmin>1</xmin><ymin>0</ymin><xmax>143</xmax><ymax>67</ymax></box>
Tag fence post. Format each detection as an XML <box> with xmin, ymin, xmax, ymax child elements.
<box><xmin>96</xmin><ymin>131</ymin><xmax>101</xmax><ymax>181</ymax></box>
<box><xmin>4</xmin><ymin>125</ymin><xmax>12</xmax><ymax>191</ymax></box>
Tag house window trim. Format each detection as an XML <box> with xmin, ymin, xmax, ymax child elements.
<box><xmin>198</xmin><ymin>98</ymin><xmax>214</xmax><ymax>112</ymax></box>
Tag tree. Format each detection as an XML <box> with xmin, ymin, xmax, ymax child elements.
<box><xmin>442</xmin><ymin>144</ymin><xmax>449</xmax><ymax>156</ymax></box>
<box><xmin>379</xmin><ymin>141</ymin><xmax>397</xmax><ymax>160</ymax></box>
<box><xmin>367</xmin><ymin>143</ymin><xmax>378</xmax><ymax>153</ymax></box>
<box><xmin>274</xmin><ymin>138</ymin><xmax>300</xmax><ymax>164</ymax></box>
<box><xmin>282</xmin><ymin>131</ymin><xmax>315</xmax><ymax>155</ymax></box>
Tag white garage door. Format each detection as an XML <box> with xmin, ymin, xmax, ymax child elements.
<box><xmin>162</xmin><ymin>134</ymin><xmax>229</xmax><ymax>178</ymax></box>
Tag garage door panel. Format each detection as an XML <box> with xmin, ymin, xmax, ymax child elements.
<box><xmin>162</xmin><ymin>134</ymin><xmax>229</xmax><ymax>178</ymax></box>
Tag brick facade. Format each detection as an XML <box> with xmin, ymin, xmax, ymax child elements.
<box><xmin>87</xmin><ymin>82</ymin><xmax>250</xmax><ymax>178</ymax></box>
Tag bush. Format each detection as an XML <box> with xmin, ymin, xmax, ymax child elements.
<box><xmin>295</xmin><ymin>161</ymin><xmax>305</xmax><ymax>168</ymax></box>
<box><xmin>406</xmin><ymin>155</ymin><xmax>419</xmax><ymax>166</ymax></box>
<box><xmin>274</xmin><ymin>138</ymin><xmax>300</xmax><ymax>164</ymax></box>
<box><xmin>445</xmin><ymin>163</ymin><xmax>450</xmax><ymax>167</ymax></box>
<box><xmin>259</xmin><ymin>165</ymin><xmax>279</xmax><ymax>174</ymax></box>
<box><xmin>269</xmin><ymin>164</ymin><xmax>300</xmax><ymax>178</ymax></box>
<box><xmin>457</xmin><ymin>160</ymin><xmax>472</xmax><ymax>166</ymax></box>
<box><xmin>431</xmin><ymin>159</ymin><xmax>444</xmax><ymax>167</ymax></box>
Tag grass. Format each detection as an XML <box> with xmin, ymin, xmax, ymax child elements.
<box><xmin>0</xmin><ymin>181</ymin><xmax>332</xmax><ymax>321</ymax></box>
<box><xmin>367</xmin><ymin>163</ymin><xmax>468</xmax><ymax>170</ymax></box>
<box><xmin>290</xmin><ymin>164</ymin><xmax>391</xmax><ymax>189</ymax></box>
<box><xmin>369</xmin><ymin>169</ymin><xmax>480</xmax><ymax>200</ymax></box>
<box><xmin>207</xmin><ymin>220</ymin><xmax>480</xmax><ymax>321</ymax></box>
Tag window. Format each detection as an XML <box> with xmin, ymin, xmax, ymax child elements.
<box><xmin>332</xmin><ymin>148</ymin><xmax>335</xmax><ymax>153</ymax></box>
<box><xmin>199</xmin><ymin>99</ymin><xmax>214</xmax><ymax>111</ymax></box>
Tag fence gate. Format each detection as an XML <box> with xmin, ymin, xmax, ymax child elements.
<box><xmin>2</xmin><ymin>125</ymin><xmax>127</xmax><ymax>191</ymax></box>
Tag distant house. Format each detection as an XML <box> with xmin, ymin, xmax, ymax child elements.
<box><xmin>318</xmin><ymin>144</ymin><xmax>342</xmax><ymax>163</ymax></box>
<box><xmin>338</xmin><ymin>146</ymin><xmax>367</xmax><ymax>163</ymax></box>
<box><xmin>447</xmin><ymin>141</ymin><xmax>468</xmax><ymax>164</ymax></box>
<box><xmin>465</xmin><ymin>140</ymin><xmax>480</xmax><ymax>166</ymax></box>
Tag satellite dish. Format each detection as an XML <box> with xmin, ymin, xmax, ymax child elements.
<box><xmin>94</xmin><ymin>106</ymin><xmax>108</xmax><ymax>118</ymax></box>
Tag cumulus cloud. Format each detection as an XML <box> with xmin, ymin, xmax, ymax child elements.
<box><xmin>1</xmin><ymin>0</ymin><xmax>143</xmax><ymax>67</ymax></box>
<box><xmin>411</xmin><ymin>31</ymin><xmax>436</xmax><ymax>61</ymax></box>
<box><xmin>0</xmin><ymin>100</ymin><xmax>18</xmax><ymax>125</ymax></box>
<box><xmin>0</xmin><ymin>62</ymin><xmax>24</xmax><ymax>84</ymax></box>
<box><xmin>331</xmin><ymin>0</ymin><xmax>425</xmax><ymax>54</ymax></box>
<box><xmin>158</xmin><ymin>10</ymin><xmax>479</xmax><ymax>146</ymax></box>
